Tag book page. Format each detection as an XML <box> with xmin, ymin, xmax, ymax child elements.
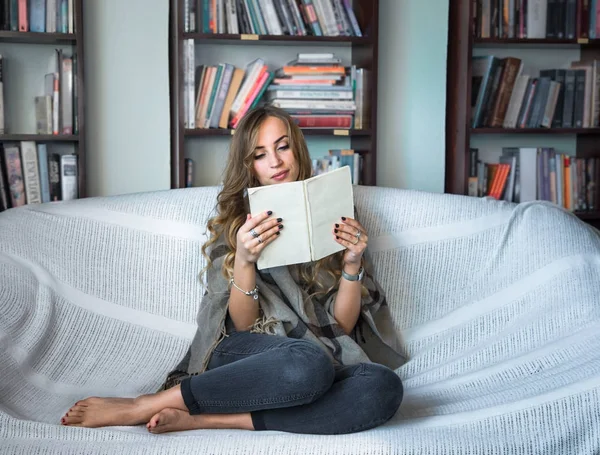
<box><xmin>248</xmin><ymin>181</ymin><xmax>311</xmax><ymax>270</ymax></box>
<box><xmin>305</xmin><ymin>166</ymin><xmax>354</xmax><ymax>262</ymax></box>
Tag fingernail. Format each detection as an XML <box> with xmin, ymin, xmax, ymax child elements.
<box><xmin>341</xmin><ymin>217</ymin><xmax>347</xmax><ymax>221</ymax></box>
<box><xmin>276</xmin><ymin>232</ymin><xmax>281</xmax><ymax>235</ymax></box>
<box><xmin>61</xmin><ymin>418</ymin><xmax>65</xmax><ymax>424</ymax></box>
<box><xmin>277</xmin><ymin>218</ymin><xmax>282</xmax><ymax>222</ymax></box>
<box><xmin>336</xmin><ymin>236</ymin><xmax>339</xmax><ymax>239</ymax></box>
<box><xmin>279</xmin><ymin>224</ymin><xmax>283</xmax><ymax>229</ymax></box>
<box><xmin>334</xmin><ymin>229</ymin><xmax>338</xmax><ymax>233</ymax></box>
<box><xmin>335</xmin><ymin>224</ymin><xmax>339</xmax><ymax>228</ymax></box>
<box><xmin>267</xmin><ymin>211</ymin><xmax>273</xmax><ymax>216</ymax></box>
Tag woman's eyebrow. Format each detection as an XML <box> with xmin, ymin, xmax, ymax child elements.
<box><xmin>255</xmin><ymin>135</ymin><xmax>289</xmax><ymax>150</ymax></box>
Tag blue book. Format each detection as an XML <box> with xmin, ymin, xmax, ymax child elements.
<box><xmin>30</xmin><ymin>0</ymin><xmax>46</xmax><ymax>32</ymax></box>
<box><xmin>37</xmin><ymin>144</ymin><xmax>51</xmax><ymax>203</ymax></box>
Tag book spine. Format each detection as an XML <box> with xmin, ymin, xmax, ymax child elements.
<box><xmin>3</xmin><ymin>144</ymin><xmax>26</xmax><ymax>207</ymax></box>
<box><xmin>21</xmin><ymin>141</ymin><xmax>42</xmax><ymax>204</ymax></box>
<box><xmin>18</xmin><ymin>0</ymin><xmax>27</xmax><ymax>31</ymax></box>
<box><xmin>0</xmin><ymin>144</ymin><xmax>10</xmax><ymax>210</ymax></box>
<box><xmin>30</xmin><ymin>0</ymin><xmax>46</xmax><ymax>32</ymax></box>
<box><xmin>48</xmin><ymin>153</ymin><xmax>61</xmax><ymax>201</ymax></box>
<box><xmin>61</xmin><ymin>56</ymin><xmax>73</xmax><ymax>134</ymax></box>
<box><xmin>37</xmin><ymin>143</ymin><xmax>50</xmax><ymax>203</ymax></box>
<box><xmin>291</xmin><ymin>114</ymin><xmax>353</xmax><ymax>128</ymax></box>
<box><xmin>60</xmin><ymin>154</ymin><xmax>78</xmax><ymax>200</ymax></box>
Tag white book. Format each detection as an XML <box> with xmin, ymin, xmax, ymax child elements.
<box><xmin>60</xmin><ymin>154</ymin><xmax>78</xmax><ymax>200</ymax></box>
<box><xmin>20</xmin><ymin>141</ymin><xmax>42</xmax><ymax>204</ymax></box>
<box><xmin>526</xmin><ymin>0</ymin><xmax>547</xmax><ymax>38</ymax></box>
<box><xmin>248</xmin><ymin>166</ymin><xmax>354</xmax><ymax>270</ymax></box>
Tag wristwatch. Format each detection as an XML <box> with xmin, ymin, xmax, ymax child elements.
<box><xmin>341</xmin><ymin>266</ymin><xmax>364</xmax><ymax>282</ymax></box>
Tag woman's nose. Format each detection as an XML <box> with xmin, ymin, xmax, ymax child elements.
<box><xmin>268</xmin><ymin>153</ymin><xmax>282</xmax><ymax>166</ymax></box>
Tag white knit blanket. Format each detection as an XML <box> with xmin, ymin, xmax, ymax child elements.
<box><xmin>1</xmin><ymin>186</ymin><xmax>599</xmax><ymax>455</ymax></box>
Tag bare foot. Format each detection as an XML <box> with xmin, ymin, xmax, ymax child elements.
<box><xmin>147</xmin><ymin>408</ymin><xmax>202</xmax><ymax>434</ymax></box>
<box><xmin>146</xmin><ymin>408</ymin><xmax>255</xmax><ymax>434</ymax></box>
<box><xmin>62</xmin><ymin>395</ymin><xmax>171</xmax><ymax>428</ymax></box>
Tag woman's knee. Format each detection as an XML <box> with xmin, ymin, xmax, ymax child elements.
<box><xmin>281</xmin><ymin>339</ymin><xmax>335</xmax><ymax>397</ymax></box>
<box><xmin>358</xmin><ymin>363</ymin><xmax>403</xmax><ymax>422</ymax></box>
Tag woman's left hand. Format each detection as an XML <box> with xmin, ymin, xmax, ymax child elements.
<box><xmin>333</xmin><ymin>217</ymin><xmax>369</xmax><ymax>266</ymax></box>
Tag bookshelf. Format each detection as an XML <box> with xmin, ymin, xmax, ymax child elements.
<box><xmin>0</xmin><ymin>0</ymin><xmax>86</xmax><ymax>208</ymax></box>
<box><xmin>169</xmin><ymin>0</ymin><xmax>379</xmax><ymax>189</ymax></box>
<box><xmin>445</xmin><ymin>0</ymin><xmax>600</xmax><ymax>229</ymax></box>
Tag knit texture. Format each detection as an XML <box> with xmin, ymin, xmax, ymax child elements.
<box><xmin>1</xmin><ymin>186</ymin><xmax>599</xmax><ymax>454</ymax></box>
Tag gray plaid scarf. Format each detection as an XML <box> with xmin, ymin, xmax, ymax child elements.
<box><xmin>162</xmin><ymin>237</ymin><xmax>406</xmax><ymax>389</ymax></box>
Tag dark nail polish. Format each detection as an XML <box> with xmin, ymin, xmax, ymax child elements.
<box><xmin>279</xmin><ymin>224</ymin><xmax>283</xmax><ymax>229</ymax></box>
<box><xmin>276</xmin><ymin>231</ymin><xmax>281</xmax><ymax>235</ymax></box>
<box><xmin>267</xmin><ymin>211</ymin><xmax>273</xmax><ymax>216</ymax></box>
<box><xmin>341</xmin><ymin>217</ymin><xmax>347</xmax><ymax>221</ymax></box>
<box><xmin>277</xmin><ymin>218</ymin><xmax>283</xmax><ymax>222</ymax></box>
<box><xmin>335</xmin><ymin>224</ymin><xmax>339</xmax><ymax>228</ymax></box>
<box><xmin>334</xmin><ymin>229</ymin><xmax>338</xmax><ymax>233</ymax></box>
<box><xmin>336</xmin><ymin>236</ymin><xmax>339</xmax><ymax>240</ymax></box>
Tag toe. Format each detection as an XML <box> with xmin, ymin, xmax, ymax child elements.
<box><xmin>147</xmin><ymin>412</ymin><xmax>161</xmax><ymax>429</ymax></box>
<box><xmin>63</xmin><ymin>415</ymin><xmax>84</xmax><ymax>425</ymax></box>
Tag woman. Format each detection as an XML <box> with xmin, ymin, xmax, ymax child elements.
<box><xmin>61</xmin><ymin>106</ymin><xmax>405</xmax><ymax>435</ymax></box>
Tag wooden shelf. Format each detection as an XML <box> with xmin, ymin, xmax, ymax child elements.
<box><xmin>471</xmin><ymin>128</ymin><xmax>600</xmax><ymax>135</ymax></box>
<box><xmin>0</xmin><ymin>134</ymin><xmax>80</xmax><ymax>142</ymax></box>
<box><xmin>473</xmin><ymin>38</ymin><xmax>600</xmax><ymax>48</ymax></box>
<box><xmin>574</xmin><ymin>211</ymin><xmax>600</xmax><ymax>221</ymax></box>
<box><xmin>182</xmin><ymin>33</ymin><xmax>372</xmax><ymax>46</ymax></box>
<box><xmin>0</xmin><ymin>31</ymin><xmax>76</xmax><ymax>44</ymax></box>
<box><xmin>184</xmin><ymin>128</ymin><xmax>372</xmax><ymax>137</ymax></box>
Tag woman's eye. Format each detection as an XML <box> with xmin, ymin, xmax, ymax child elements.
<box><xmin>278</xmin><ymin>144</ymin><xmax>289</xmax><ymax>152</ymax></box>
<box><xmin>254</xmin><ymin>154</ymin><xmax>265</xmax><ymax>160</ymax></box>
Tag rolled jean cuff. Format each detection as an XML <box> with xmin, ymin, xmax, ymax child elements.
<box><xmin>251</xmin><ymin>411</ymin><xmax>266</xmax><ymax>431</ymax></box>
<box><xmin>180</xmin><ymin>377</ymin><xmax>202</xmax><ymax>415</ymax></box>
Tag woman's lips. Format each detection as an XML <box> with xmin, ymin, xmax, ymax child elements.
<box><xmin>272</xmin><ymin>170</ymin><xmax>289</xmax><ymax>181</ymax></box>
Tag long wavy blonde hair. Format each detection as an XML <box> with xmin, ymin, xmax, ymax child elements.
<box><xmin>201</xmin><ymin>105</ymin><xmax>345</xmax><ymax>296</ymax></box>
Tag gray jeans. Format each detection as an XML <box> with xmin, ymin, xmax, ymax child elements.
<box><xmin>179</xmin><ymin>330</ymin><xmax>403</xmax><ymax>434</ymax></box>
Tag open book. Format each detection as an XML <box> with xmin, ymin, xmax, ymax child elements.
<box><xmin>248</xmin><ymin>166</ymin><xmax>354</xmax><ymax>270</ymax></box>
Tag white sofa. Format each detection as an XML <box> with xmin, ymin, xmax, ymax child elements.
<box><xmin>1</xmin><ymin>185</ymin><xmax>599</xmax><ymax>455</ymax></box>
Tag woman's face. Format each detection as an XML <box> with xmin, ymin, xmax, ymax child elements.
<box><xmin>252</xmin><ymin>116</ymin><xmax>300</xmax><ymax>186</ymax></box>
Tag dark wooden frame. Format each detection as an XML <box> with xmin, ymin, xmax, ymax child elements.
<box><xmin>169</xmin><ymin>0</ymin><xmax>379</xmax><ymax>189</ymax></box>
<box><xmin>0</xmin><ymin>0</ymin><xmax>86</xmax><ymax>198</ymax></box>
<box><xmin>445</xmin><ymin>0</ymin><xmax>600</xmax><ymax>227</ymax></box>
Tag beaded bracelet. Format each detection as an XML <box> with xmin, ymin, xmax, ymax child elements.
<box><xmin>230</xmin><ymin>278</ymin><xmax>259</xmax><ymax>300</ymax></box>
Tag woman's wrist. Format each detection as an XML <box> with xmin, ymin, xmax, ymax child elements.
<box><xmin>342</xmin><ymin>262</ymin><xmax>361</xmax><ymax>276</ymax></box>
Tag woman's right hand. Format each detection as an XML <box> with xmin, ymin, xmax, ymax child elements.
<box><xmin>236</xmin><ymin>210</ymin><xmax>283</xmax><ymax>265</ymax></box>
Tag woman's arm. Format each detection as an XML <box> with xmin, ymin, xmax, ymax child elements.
<box><xmin>332</xmin><ymin>262</ymin><xmax>363</xmax><ymax>335</ymax></box>
<box><xmin>331</xmin><ymin>216</ymin><xmax>369</xmax><ymax>335</ymax></box>
<box><xmin>228</xmin><ymin>258</ymin><xmax>261</xmax><ymax>331</ymax></box>
<box><xmin>228</xmin><ymin>210</ymin><xmax>283</xmax><ymax>331</ymax></box>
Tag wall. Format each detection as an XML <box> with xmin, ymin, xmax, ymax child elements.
<box><xmin>84</xmin><ymin>0</ymin><xmax>171</xmax><ymax>197</ymax></box>
<box><xmin>377</xmin><ymin>0</ymin><xmax>449</xmax><ymax>193</ymax></box>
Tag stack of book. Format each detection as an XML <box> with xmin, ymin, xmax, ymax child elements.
<box><xmin>468</xmin><ymin>147</ymin><xmax>600</xmax><ymax>212</ymax></box>
<box><xmin>312</xmin><ymin>148</ymin><xmax>361</xmax><ymax>184</ymax></box>
<box><xmin>266</xmin><ymin>53</ymin><xmax>355</xmax><ymax>129</ymax></box>
<box><xmin>471</xmin><ymin>55</ymin><xmax>600</xmax><ymax>129</ymax></box>
<box><xmin>0</xmin><ymin>0</ymin><xmax>75</xmax><ymax>33</ymax></box>
<box><xmin>0</xmin><ymin>141</ymin><xmax>78</xmax><ymax>212</ymax></box>
<box><xmin>184</xmin><ymin>0</ymin><xmax>363</xmax><ymax>37</ymax></box>
<box><xmin>183</xmin><ymin>50</ymin><xmax>370</xmax><ymax>130</ymax></box>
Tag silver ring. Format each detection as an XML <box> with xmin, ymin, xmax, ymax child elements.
<box><xmin>257</xmin><ymin>236</ymin><xmax>263</xmax><ymax>244</ymax></box>
<box><xmin>355</xmin><ymin>230</ymin><xmax>362</xmax><ymax>240</ymax></box>
<box><xmin>353</xmin><ymin>237</ymin><xmax>359</xmax><ymax>245</ymax></box>
<box><xmin>250</xmin><ymin>228</ymin><xmax>259</xmax><ymax>239</ymax></box>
